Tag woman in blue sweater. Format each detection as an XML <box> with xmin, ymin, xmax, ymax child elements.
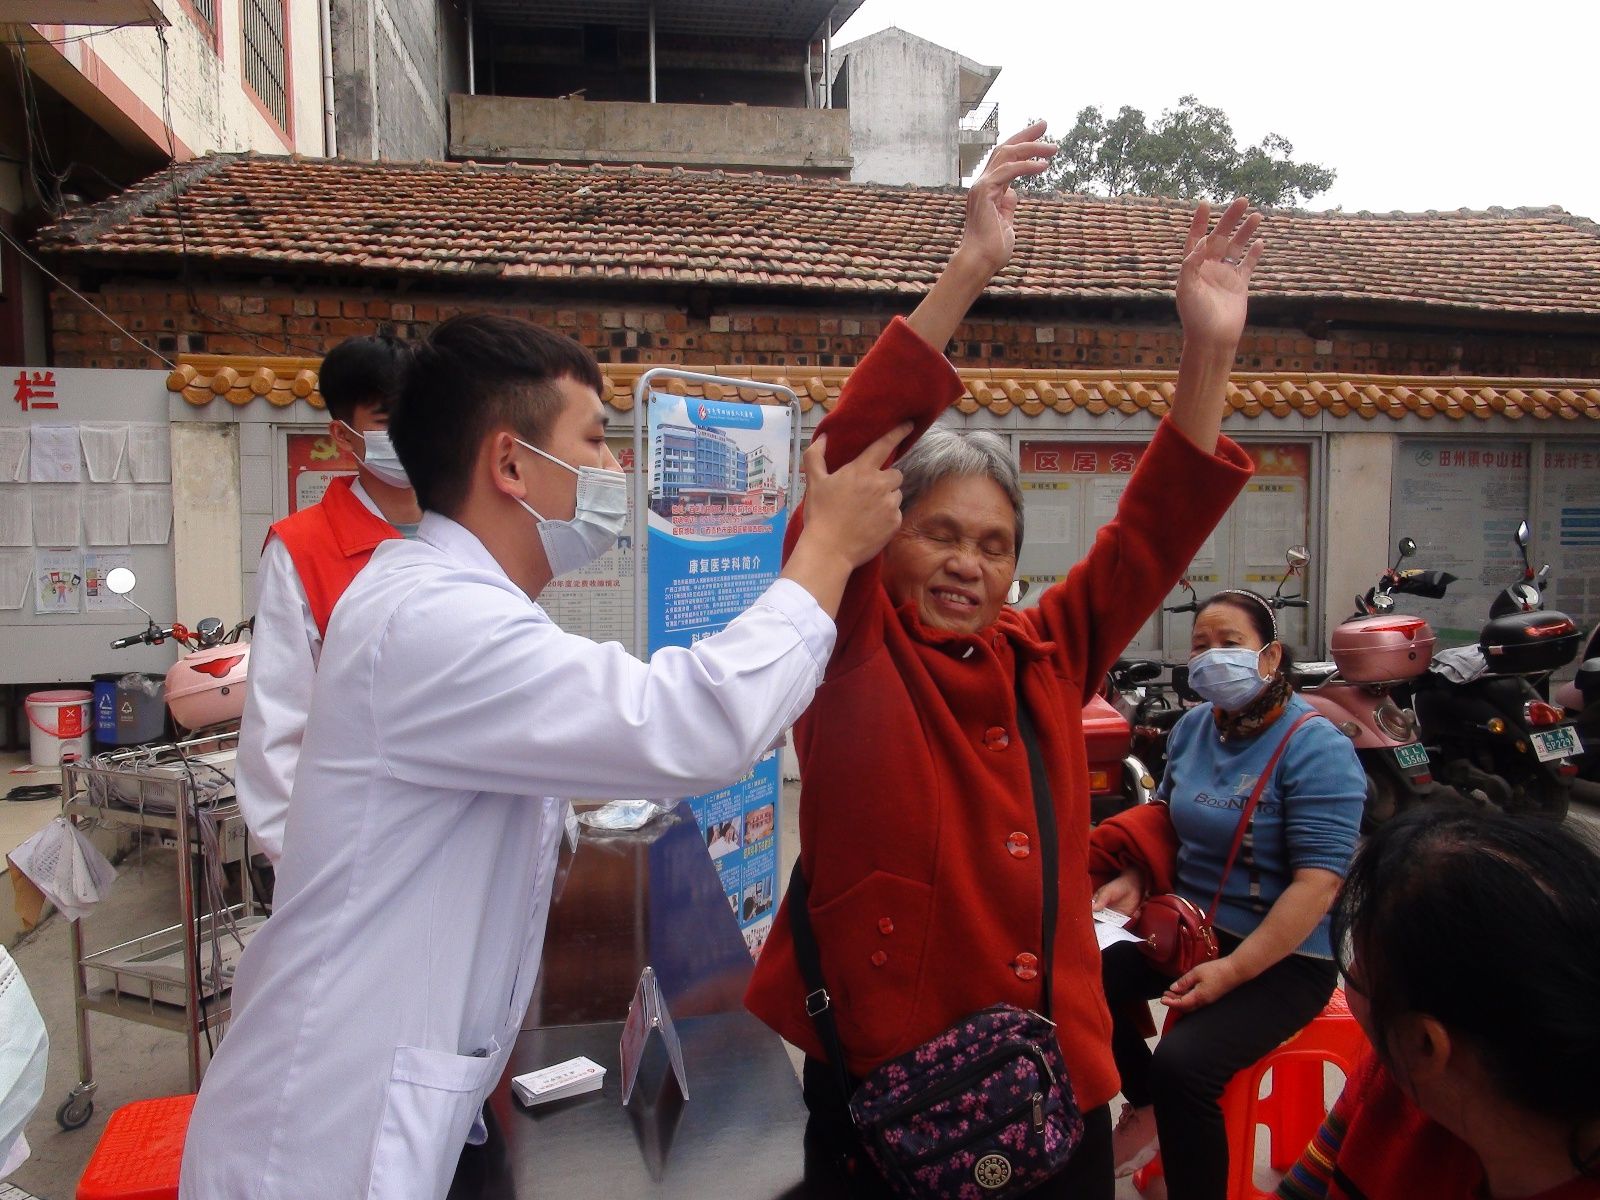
<box><xmin>1094</xmin><ymin>588</ymin><xmax>1365</xmax><ymax>1198</ymax></box>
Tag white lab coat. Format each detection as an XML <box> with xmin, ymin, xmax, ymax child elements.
<box><xmin>235</xmin><ymin>480</ymin><xmax>388</xmax><ymax>862</ymax></box>
<box><xmin>180</xmin><ymin>513</ymin><xmax>833</xmax><ymax>1200</ymax></box>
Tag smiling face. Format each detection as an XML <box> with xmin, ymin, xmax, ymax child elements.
<box><xmin>881</xmin><ymin>473</ymin><xmax>1018</xmax><ymax>635</ymax></box>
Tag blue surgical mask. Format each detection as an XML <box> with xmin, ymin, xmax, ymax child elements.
<box><xmin>341</xmin><ymin>422</ymin><xmax>411</xmax><ymax>489</ymax></box>
<box><xmin>513</xmin><ymin>439</ymin><xmax>628</xmax><ymax>578</ymax></box>
<box><xmin>1188</xmin><ymin>645</ymin><xmax>1273</xmax><ymax>712</ymax></box>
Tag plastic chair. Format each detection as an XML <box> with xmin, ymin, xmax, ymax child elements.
<box><xmin>76</xmin><ymin>1094</ymin><xmax>196</xmax><ymax>1200</ymax></box>
<box><xmin>1133</xmin><ymin>989</ymin><xmax>1368</xmax><ymax>1199</ymax></box>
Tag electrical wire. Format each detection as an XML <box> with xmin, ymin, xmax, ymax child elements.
<box><xmin>0</xmin><ymin>222</ymin><xmax>177</xmax><ymax>367</ymax></box>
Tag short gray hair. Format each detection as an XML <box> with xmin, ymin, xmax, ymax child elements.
<box><xmin>898</xmin><ymin>425</ymin><xmax>1025</xmax><ymax>551</ymax></box>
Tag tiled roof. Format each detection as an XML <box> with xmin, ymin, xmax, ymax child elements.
<box><xmin>167</xmin><ymin>355</ymin><xmax>1600</xmax><ymax>422</ymax></box>
<box><xmin>42</xmin><ymin>155</ymin><xmax>1600</xmax><ymax>321</ymax></box>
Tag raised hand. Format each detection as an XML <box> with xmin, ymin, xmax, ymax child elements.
<box><xmin>956</xmin><ymin>121</ymin><xmax>1058</xmax><ymax>280</ymax></box>
<box><xmin>1175</xmin><ymin>197</ymin><xmax>1265</xmax><ymax>350</ymax></box>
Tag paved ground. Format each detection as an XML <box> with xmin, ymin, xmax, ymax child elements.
<box><xmin>7</xmin><ymin>779</ymin><xmax>1596</xmax><ymax>1197</ymax></box>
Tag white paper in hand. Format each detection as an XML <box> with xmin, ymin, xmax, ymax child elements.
<box><xmin>1093</xmin><ymin>906</ymin><xmax>1145</xmax><ymax>952</ymax></box>
<box><xmin>9</xmin><ymin>817</ymin><xmax>117</xmax><ymax>920</ymax></box>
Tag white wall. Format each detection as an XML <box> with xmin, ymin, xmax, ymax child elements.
<box><xmin>1322</xmin><ymin>431</ymin><xmax>1397</xmax><ymax>643</ymax></box>
<box><xmin>842</xmin><ymin>30</ymin><xmax>960</xmax><ymax>187</ymax></box>
<box><xmin>47</xmin><ymin>1</ymin><xmax>328</xmax><ymax>156</ymax></box>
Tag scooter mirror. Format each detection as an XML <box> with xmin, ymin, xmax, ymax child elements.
<box><xmin>105</xmin><ymin>567</ymin><xmax>138</xmax><ymax>595</ymax></box>
<box><xmin>1516</xmin><ymin>521</ymin><xmax>1531</xmax><ymax>547</ymax></box>
<box><xmin>1006</xmin><ymin>579</ymin><xmax>1030</xmax><ymax>605</ymax></box>
<box><xmin>1398</xmin><ymin>537</ymin><xmax>1417</xmax><ymax>558</ymax></box>
<box><xmin>1370</xmin><ymin>593</ymin><xmax>1396</xmax><ymax>614</ymax></box>
<box><xmin>1285</xmin><ymin>545</ymin><xmax>1310</xmax><ymax>569</ymax></box>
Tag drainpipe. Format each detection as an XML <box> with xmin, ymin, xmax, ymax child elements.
<box><xmin>467</xmin><ymin>0</ymin><xmax>475</xmax><ymax>95</ymax></box>
<box><xmin>822</xmin><ymin>17</ymin><xmax>832</xmax><ymax>108</ymax></box>
<box><xmin>647</xmin><ymin>0</ymin><xmax>657</xmax><ymax>102</ymax></box>
<box><xmin>319</xmin><ymin>0</ymin><xmax>338</xmax><ymax>155</ymax></box>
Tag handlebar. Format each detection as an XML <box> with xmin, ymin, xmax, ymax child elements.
<box><xmin>109</xmin><ymin>622</ymin><xmax>185</xmax><ymax>649</ymax></box>
<box><xmin>1164</xmin><ymin>602</ymin><xmax>1200</xmax><ymax>614</ymax></box>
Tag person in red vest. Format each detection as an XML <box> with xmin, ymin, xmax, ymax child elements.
<box><xmin>235</xmin><ymin>334</ymin><xmax>420</xmax><ymax>863</ymax></box>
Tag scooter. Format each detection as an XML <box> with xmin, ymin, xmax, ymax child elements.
<box><xmin>1410</xmin><ymin>522</ymin><xmax>1583</xmax><ymax>818</ymax></box>
<box><xmin>105</xmin><ymin>568</ymin><xmax>253</xmax><ymax>734</ymax></box>
<box><xmin>1281</xmin><ymin>541</ymin><xmax>1462</xmax><ymax>828</ymax></box>
<box><xmin>1554</xmin><ymin>627</ymin><xmax>1600</xmax><ymax>785</ymax></box>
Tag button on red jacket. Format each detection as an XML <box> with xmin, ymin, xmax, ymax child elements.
<box><xmin>745</xmin><ymin>317</ymin><xmax>1253</xmax><ymax>1111</ymax></box>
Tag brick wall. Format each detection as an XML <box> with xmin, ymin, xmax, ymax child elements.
<box><xmin>47</xmin><ymin>282</ymin><xmax>1600</xmax><ymax>380</ymax></box>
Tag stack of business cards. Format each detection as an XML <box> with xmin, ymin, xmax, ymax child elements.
<box><xmin>511</xmin><ymin>1056</ymin><xmax>606</xmax><ymax>1106</ymax></box>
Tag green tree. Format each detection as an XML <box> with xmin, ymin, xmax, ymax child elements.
<box><xmin>1017</xmin><ymin>96</ymin><xmax>1335</xmax><ymax>208</ymax></box>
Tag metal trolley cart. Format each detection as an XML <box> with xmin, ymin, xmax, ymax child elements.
<box><xmin>54</xmin><ymin>732</ymin><xmax>265</xmax><ymax>1130</ymax></box>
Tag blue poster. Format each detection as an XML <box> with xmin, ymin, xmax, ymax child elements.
<box><xmin>647</xmin><ymin>391</ymin><xmax>792</xmax><ymax>957</ymax></box>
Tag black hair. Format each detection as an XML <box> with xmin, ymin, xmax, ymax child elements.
<box><xmin>1195</xmin><ymin>588</ymin><xmax>1297</xmax><ymax>678</ymax></box>
<box><xmin>316</xmin><ymin>333</ymin><xmax>413</xmax><ymax>424</ymax></box>
<box><xmin>1333</xmin><ymin>804</ymin><xmax>1600</xmax><ymax>1132</ymax></box>
<box><xmin>389</xmin><ymin>314</ymin><xmax>605</xmax><ymax>516</ymax></box>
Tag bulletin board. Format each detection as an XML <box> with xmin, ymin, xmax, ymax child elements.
<box><xmin>1016</xmin><ymin>439</ymin><xmax>1315</xmax><ymax>657</ymax></box>
<box><xmin>0</xmin><ymin>367</ymin><xmax>179</xmax><ymax>683</ymax></box>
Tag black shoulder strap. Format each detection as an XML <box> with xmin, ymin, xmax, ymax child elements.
<box><xmin>787</xmin><ymin>669</ymin><xmax>1062</xmax><ymax>1098</ymax></box>
<box><xmin>1014</xmin><ymin>674</ymin><xmax>1059</xmax><ymax>1020</ymax></box>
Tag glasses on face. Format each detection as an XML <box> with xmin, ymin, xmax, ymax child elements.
<box><xmin>901</xmin><ymin>522</ymin><xmax>1017</xmax><ymax>565</ymax></box>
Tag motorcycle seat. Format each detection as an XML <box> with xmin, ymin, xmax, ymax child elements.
<box><xmin>1291</xmin><ymin>661</ymin><xmax>1338</xmax><ymax>686</ymax></box>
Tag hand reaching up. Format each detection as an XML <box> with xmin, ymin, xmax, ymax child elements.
<box><xmin>1175</xmin><ymin>197</ymin><xmax>1265</xmax><ymax>350</ymax></box>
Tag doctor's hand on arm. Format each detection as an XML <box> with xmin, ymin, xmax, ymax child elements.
<box><xmin>904</xmin><ymin>121</ymin><xmax>1058</xmax><ymax>354</ymax></box>
<box><xmin>781</xmin><ymin>424</ymin><xmax>911</xmax><ymax>619</ymax></box>
<box><xmin>1167</xmin><ymin>198</ymin><xmax>1266</xmax><ymax>456</ymax></box>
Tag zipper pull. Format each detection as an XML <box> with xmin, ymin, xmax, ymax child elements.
<box><xmin>1032</xmin><ymin>1091</ymin><xmax>1045</xmax><ymax>1133</ymax></box>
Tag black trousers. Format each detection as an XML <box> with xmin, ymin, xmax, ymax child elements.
<box><xmin>1100</xmin><ymin>932</ymin><xmax>1336</xmax><ymax>1200</ymax></box>
<box><xmin>801</xmin><ymin>1056</ymin><xmax>1113</xmax><ymax>1199</ymax></box>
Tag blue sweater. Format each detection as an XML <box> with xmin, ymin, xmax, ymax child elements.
<box><xmin>1158</xmin><ymin>694</ymin><xmax>1365</xmax><ymax>959</ymax></box>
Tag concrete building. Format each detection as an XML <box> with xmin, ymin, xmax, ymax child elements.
<box><xmin>0</xmin><ymin>1</ymin><xmax>331</xmax><ymax>363</ymax></box>
<box><xmin>445</xmin><ymin>0</ymin><xmax>861</xmax><ymax>175</ymax></box>
<box><xmin>831</xmin><ymin>27</ymin><xmax>1000</xmax><ymax>187</ymax></box>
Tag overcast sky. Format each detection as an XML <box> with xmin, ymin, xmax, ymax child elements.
<box><xmin>834</xmin><ymin>0</ymin><xmax>1600</xmax><ymax>221</ymax></box>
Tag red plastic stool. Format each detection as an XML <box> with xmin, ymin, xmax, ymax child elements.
<box><xmin>76</xmin><ymin>1094</ymin><xmax>196</xmax><ymax>1200</ymax></box>
<box><xmin>1133</xmin><ymin>989</ymin><xmax>1368</xmax><ymax>1199</ymax></box>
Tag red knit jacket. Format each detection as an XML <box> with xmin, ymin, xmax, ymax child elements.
<box><xmin>744</xmin><ymin>317</ymin><xmax>1253</xmax><ymax>1108</ymax></box>
<box><xmin>268</xmin><ymin>475</ymin><xmax>400</xmax><ymax>638</ymax></box>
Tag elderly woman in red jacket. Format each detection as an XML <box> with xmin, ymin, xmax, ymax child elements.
<box><xmin>745</xmin><ymin>122</ymin><xmax>1263</xmax><ymax>1198</ymax></box>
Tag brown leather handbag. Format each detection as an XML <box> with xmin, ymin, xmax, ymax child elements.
<box><xmin>1128</xmin><ymin>712</ymin><xmax>1319</xmax><ymax>977</ymax></box>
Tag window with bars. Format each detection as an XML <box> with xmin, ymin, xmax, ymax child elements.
<box><xmin>189</xmin><ymin>0</ymin><xmax>215</xmax><ymax>29</ymax></box>
<box><xmin>242</xmin><ymin>0</ymin><xmax>289</xmax><ymax>134</ymax></box>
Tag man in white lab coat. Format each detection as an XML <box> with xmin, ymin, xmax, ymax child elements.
<box><xmin>179</xmin><ymin>313</ymin><xmax>910</xmax><ymax>1198</ymax></box>
<box><xmin>236</xmin><ymin>334</ymin><xmax>420</xmax><ymax>864</ymax></box>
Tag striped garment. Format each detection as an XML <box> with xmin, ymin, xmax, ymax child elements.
<box><xmin>1275</xmin><ymin>1053</ymin><xmax>1599</xmax><ymax>1200</ymax></box>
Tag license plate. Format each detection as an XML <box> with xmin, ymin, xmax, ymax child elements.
<box><xmin>1531</xmin><ymin>726</ymin><xmax>1580</xmax><ymax>763</ymax></box>
<box><xmin>1393</xmin><ymin>742</ymin><xmax>1430</xmax><ymax>770</ymax></box>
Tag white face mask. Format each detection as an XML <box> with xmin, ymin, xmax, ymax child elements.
<box><xmin>513</xmin><ymin>438</ymin><xmax>628</xmax><ymax>577</ymax></box>
<box><xmin>340</xmin><ymin>422</ymin><xmax>411</xmax><ymax>489</ymax></box>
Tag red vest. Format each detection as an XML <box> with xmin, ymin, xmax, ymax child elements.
<box><xmin>269</xmin><ymin>475</ymin><xmax>401</xmax><ymax>638</ymax></box>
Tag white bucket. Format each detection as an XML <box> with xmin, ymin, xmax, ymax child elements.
<box><xmin>25</xmin><ymin>689</ymin><xmax>93</xmax><ymax>767</ymax></box>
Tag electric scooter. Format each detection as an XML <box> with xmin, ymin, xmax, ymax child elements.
<box><xmin>1280</xmin><ymin>541</ymin><xmax>1462</xmax><ymax>828</ymax></box>
<box><xmin>105</xmin><ymin>568</ymin><xmax>253</xmax><ymax>733</ymax></box>
<box><xmin>1410</xmin><ymin>522</ymin><xmax>1583</xmax><ymax>818</ymax></box>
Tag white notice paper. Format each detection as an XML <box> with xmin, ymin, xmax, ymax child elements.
<box><xmin>32</xmin><ymin>486</ymin><xmax>81</xmax><ymax>548</ymax></box>
<box><xmin>0</xmin><ymin>427</ymin><xmax>27</xmax><ymax>481</ymax></box>
<box><xmin>127</xmin><ymin>424</ymin><xmax>172</xmax><ymax>483</ymax></box>
<box><xmin>79</xmin><ymin>423</ymin><xmax>128</xmax><ymax>483</ymax></box>
<box><xmin>28</xmin><ymin>425</ymin><xmax>82</xmax><ymax>483</ymax></box>
<box><xmin>130</xmin><ymin>487</ymin><xmax>172</xmax><ymax>545</ymax></box>
<box><xmin>83</xmin><ymin>551</ymin><xmax>133</xmax><ymax>611</ymax></box>
<box><xmin>0</xmin><ymin>550</ymin><xmax>30</xmax><ymax>610</ymax></box>
<box><xmin>0</xmin><ymin>487</ymin><xmax>30</xmax><ymax>546</ymax></box>
<box><xmin>1094</xmin><ymin>906</ymin><xmax>1145</xmax><ymax>952</ymax></box>
<box><xmin>83</xmin><ymin>486</ymin><xmax>131</xmax><ymax>546</ymax></box>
